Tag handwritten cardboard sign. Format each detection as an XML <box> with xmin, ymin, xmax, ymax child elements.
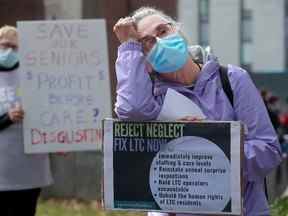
<box><xmin>103</xmin><ymin>119</ymin><xmax>243</xmax><ymax>215</ymax></box>
<box><xmin>17</xmin><ymin>20</ymin><xmax>111</xmax><ymax>153</ymax></box>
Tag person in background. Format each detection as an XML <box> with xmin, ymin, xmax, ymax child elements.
<box><xmin>113</xmin><ymin>7</ymin><xmax>282</xmax><ymax>216</ymax></box>
<box><xmin>261</xmin><ymin>90</ymin><xmax>285</xmax><ymax>147</ymax></box>
<box><xmin>0</xmin><ymin>25</ymin><xmax>53</xmax><ymax>216</ymax></box>
<box><xmin>261</xmin><ymin>90</ymin><xmax>281</xmax><ymax>131</ymax></box>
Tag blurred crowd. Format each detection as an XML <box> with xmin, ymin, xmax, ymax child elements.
<box><xmin>261</xmin><ymin>89</ymin><xmax>288</xmax><ymax>157</ymax></box>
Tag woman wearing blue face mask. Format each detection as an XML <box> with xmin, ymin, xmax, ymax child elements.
<box><xmin>113</xmin><ymin>7</ymin><xmax>281</xmax><ymax>216</ymax></box>
<box><xmin>0</xmin><ymin>25</ymin><xmax>53</xmax><ymax>216</ymax></box>
<box><xmin>0</xmin><ymin>28</ymin><xmax>19</xmax><ymax>71</ymax></box>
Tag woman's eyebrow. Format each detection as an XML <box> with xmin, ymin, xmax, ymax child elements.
<box><xmin>139</xmin><ymin>23</ymin><xmax>170</xmax><ymax>40</ymax></box>
<box><xmin>155</xmin><ymin>23</ymin><xmax>169</xmax><ymax>31</ymax></box>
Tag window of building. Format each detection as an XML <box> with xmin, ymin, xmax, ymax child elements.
<box><xmin>240</xmin><ymin>8</ymin><xmax>253</xmax><ymax>71</ymax></box>
<box><xmin>198</xmin><ymin>0</ymin><xmax>209</xmax><ymax>47</ymax></box>
<box><xmin>242</xmin><ymin>9</ymin><xmax>252</xmax><ymax>42</ymax></box>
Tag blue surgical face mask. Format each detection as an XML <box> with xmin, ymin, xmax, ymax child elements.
<box><xmin>0</xmin><ymin>48</ymin><xmax>19</xmax><ymax>69</ymax></box>
<box><xmin>146</xmin><ymin>33</ymin><xmax>189</xmax><ymax>73</ymax></box>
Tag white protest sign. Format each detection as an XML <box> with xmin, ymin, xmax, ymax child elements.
<box><xmin>157</xmin><ymin>88</ymin><xmax>206</xmax><ymax>121</ymax></box>
<box><xmin>17</xmin><ymin>19</ymin><xmax>111</xmax><ymax>153</ymax></box>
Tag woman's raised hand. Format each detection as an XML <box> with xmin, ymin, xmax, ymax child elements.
<box><xmin>113</xmin><ymin>17</ymin><xmax>140</xmax><ymax>43</ymax></box>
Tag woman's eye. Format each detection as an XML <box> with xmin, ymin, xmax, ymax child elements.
<box><xmin>158</xmin><ymin>29</ymin><xmax>167</xmax><ymax>36</ymax></box>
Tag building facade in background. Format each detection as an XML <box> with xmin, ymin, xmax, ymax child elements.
<box><xmin>1</xmin><ymin>0</ymin><xmax>286</xmax><ymax>74</ymax></box>
<box><xmin>42</xmin><ymin>0</ymin><xmax>288</xmax><ymax>73</ymax></box>
<box><xmin>44</xmin><ymin>0</ymin><xmax>82</xmax><ymax>19</ymax></box>
<box><xmin>178</xmin><ymin>0</ymin><xmax>286</xmax><ymax>73</ymax></box>
<box><xmin>0</xmin><ymin>0</ymin><xmax>44</xmax><ymax>25</ymax></box>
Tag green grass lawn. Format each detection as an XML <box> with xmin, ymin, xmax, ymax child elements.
<box><xmin>270</xmin><ymin>197</ymin><xmax>288</xmax><ymax>216</ymax></box>
<box><xmin>37</xmin><ymin>197</ymin><xmax>288</xmax><ymax>216</ymax></box>
<box><xmin>37</xmin><ymin>199</ymin><xmax>145</xmax><ymax>216</ymax></box>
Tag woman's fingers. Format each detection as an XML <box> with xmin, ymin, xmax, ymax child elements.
<box><xmin>113</xmin><ymin>17</ymin><xmax>139</xmax><ymax>43</ymax></box>
<box><xmin>8</xmin><ymin>107</ymin><xmax>24</xmax><ymax>122</ymax></box>
<box><xmin>178</xmin><ymin>116</ymin><xmax>204</xmax><ymax>122</ymax></box>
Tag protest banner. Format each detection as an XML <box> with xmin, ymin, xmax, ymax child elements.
<box><xmin>17</xmin><ymin>19</ymin><xmax>111</xmax><ymax>153</ymax></box>
<box><xmin>103</xmin><ymin>119</ymin><xmax>243</xmax><ymax>215</ymax></box>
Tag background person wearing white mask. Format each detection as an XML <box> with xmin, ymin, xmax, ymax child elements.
<box><xmin>0</xmin><ymin>25</ymin><xmax>53</xmax><ymax>216</ymax></box>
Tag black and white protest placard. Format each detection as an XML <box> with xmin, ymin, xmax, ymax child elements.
<box><xmin>17</xmin><ymin>20</ymin><xmax>111</xmax><ymax>153</ymax></box>
<box><xmin>103</xmin><ymin>119</ymin><xmax>243</xmax><ymax>215</ymax></box>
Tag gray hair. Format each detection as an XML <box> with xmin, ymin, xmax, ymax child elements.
<box><xmin>131</xmin><ymin>7</ymin><xmax>190</xmax><ymax>44</ymax></box>
<box><xmin>131</xmin><ymin>7</ymin><xmax>177</xmax><ymax>26</ymax></box>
